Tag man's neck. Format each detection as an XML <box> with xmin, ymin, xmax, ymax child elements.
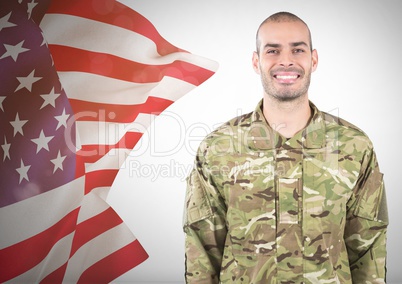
<box><xmin>262</xmin><ymin>94</ymin><xmax>312</xmax><ymax>139</ymax></box>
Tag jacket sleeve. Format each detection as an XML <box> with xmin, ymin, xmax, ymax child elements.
<box><xmin>183</xmin><ymin>157</ymin><xmax>227</xmax><ymax>284</ymax></box>
<box><xmin>345</xmin><ymin>149</ymin><xmax>388</xmax><ymax>283</ymax></box>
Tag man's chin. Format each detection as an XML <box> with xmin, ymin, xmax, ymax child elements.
<box><xmin>272</xmin><ymin>93</ymin><xmax>304</xmax><ymax>102</ymax></box>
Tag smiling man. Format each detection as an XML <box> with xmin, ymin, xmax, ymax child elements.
<box><xmin>183</xmin><ymin>12</ymin><xmax>388</xmax><ymax>283</ymax></box>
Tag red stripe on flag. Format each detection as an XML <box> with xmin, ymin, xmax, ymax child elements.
<box><xmin>70</xmin><ymin>207</ymin><xmax>123</xmax><ymax>257</ymax></box>
<box><xmin>85</xmin><ymin>169</ymin><xmax>118</xmax><ymax>194</ymax></box>
<box><xmin>45</xmin><ymin>0</ymin><xmax>185</xmax><ymax>55</ymax></box>
<box><xmin>77</xmin><ymin>239</ymin><xmax>148</xmax><ymax>284</ymax></box>
<box><xmin>69</xmin><ymin>96</ymin><xmax>174</xmax><ymax>123</ymax></box>
<box><xmin>49</xmin><ymin>45</ymin><xmax>213</xmax><ymax>86</ymax></box>
<box><xmin>0</xmin><ymin>208</ymin><xmax>80</xmax><ymax>282</ymax></box>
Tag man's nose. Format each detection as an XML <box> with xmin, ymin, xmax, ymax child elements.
<box><xmin>278</xmin><ymin>52</ymin><xmax>294</xmax><ymax>67</ymax></box>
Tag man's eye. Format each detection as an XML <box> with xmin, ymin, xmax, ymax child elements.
<box><xmin>267</xmin><ymin>50</ymin><xmax>278</xmax><ymax>54</ymax></box>
<box><xmin>294</xmin><ymin>49</ymin><xmax>305</xmax><ymax>53</ymax></box>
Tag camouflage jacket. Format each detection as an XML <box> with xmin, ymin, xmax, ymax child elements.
<box><xmin>183</xmin><ymin>100</ymin><xmax>388</xmax><ymax>284</ymax></box>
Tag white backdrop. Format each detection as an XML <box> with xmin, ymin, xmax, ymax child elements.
<box><xmin>108</xmin><ymin>1</ymin><xmax>402</xmax><ymax>282</ymax></box>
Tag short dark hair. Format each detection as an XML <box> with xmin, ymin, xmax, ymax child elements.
<box><xmin>256</xmin><ymin>12</ymin><xmax>313</xmax><ymax>54</ymax></box>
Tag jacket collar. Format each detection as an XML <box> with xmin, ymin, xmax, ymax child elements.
<box><xmin>247</xmin><ymin>99</ymin><xmax>326</xmax><ymax>150</ymax></box>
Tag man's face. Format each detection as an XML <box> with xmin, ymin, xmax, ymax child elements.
<box><xmin>253</xmin><ymin>21</ymin><xmax>318</xmax><ymax>102</ymax></box>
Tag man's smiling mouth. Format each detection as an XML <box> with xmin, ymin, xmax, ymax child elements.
<box><xmin>273</xmin><ymin>73</ymin><xmax>300</xmax><ymax>83</ymax></box>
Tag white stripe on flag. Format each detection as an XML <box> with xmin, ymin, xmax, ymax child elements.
<box><xmin>84</xmin><ymin>148</ymin><xmax>134</xmax><ymax>173</ymax></box>
<box><xmin>59</xmin><ymin>72</ymin><xmax>198</xmax><ymax>104</ymax></box>
<box><xmin>77</xmin><ymin>187</ymin><xmax>111</xmax><ymax>224</ymax></box>
<box><xmin>76</xmin><ymin>113</ymin><xmax>155</xmax><ymax>145</ymax></box>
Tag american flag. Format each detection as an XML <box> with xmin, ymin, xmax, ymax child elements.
<box><xmin>0</xmin><ymin>0</ymin><xmax>218</xmax><ymax>282</ymax></box>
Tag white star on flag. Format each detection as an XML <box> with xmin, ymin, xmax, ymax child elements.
<box><xmin>1</xmin><ymin>137</ymin><xmax>11</xmax><ymax>161</ymax></box>
<box><xmin>15</xmin><ymin>69</ymin><xmax>42</xmax><ymax>92</ymax></box>
<box><xmin>0</xmin><ymin>96</ymin><xmax>5</xmax><ymax>111</ymax></box>
<box><xmin>0</xmin><ymin>12</ymin><xmax>16</xmax><ymax>31</ymax></box>
<box><xmin>9</xmin><ymin>113</ymin><xmax>28</xmax><ymax>136</ymax></box>
<box><xmin>40</xmin><ymin>87</ymin><xmax>60</xmax><ymax>109</ymax></box>
<box><xmin>50</xmin><ymin>151</ymin><xmax>66</xmax><ymax>173</ymax></box>
<box><xmin>31</xmin><ymin>129</ymin><xmax>54</xmax><ymax>153</ymax></box>
<box><xmin>16</xmin><ymin>159</ymin><xmax>31</xmax><ymax>184</ymax></box>
<box><xmin>0</xmin><ymin>40</ymin><xmax>29</xmax><ymax>61</ymax></box>
<box><xmin>54</xmin><ymin>108</ymin><xmax>69</xmax><ymax>130</ymax></box>
<box><xmin>27</xmin><ymin>0</ymin><xmax>38</xmax><ymax>19</ymax></box>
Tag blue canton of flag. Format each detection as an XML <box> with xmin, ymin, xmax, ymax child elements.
<box><xmin>0</xmin><ymin>0</ymin><xmax>76</xmax><ymax>207</ymax></box>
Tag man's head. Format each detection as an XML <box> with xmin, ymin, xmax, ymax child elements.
<box><xmin>255</xmin><ymin>12</ymin><xmax>313</xmax><ymax>55</ymax></box>
<box><xmin>253</xmin><ymin>12</ymin><xmax>318</xmax><ymax>102</ymax></box>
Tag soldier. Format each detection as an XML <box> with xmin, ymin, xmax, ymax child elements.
<box><xmin>183</xmin><ymin>11</ymin><xmax>388</xmax><ymax>284</ymax></box>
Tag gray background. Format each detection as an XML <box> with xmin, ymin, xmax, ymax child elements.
<box><xmin>109</xmin><ymin>1</ymin><xmax>402</xmax><ymax>282</ymax></box>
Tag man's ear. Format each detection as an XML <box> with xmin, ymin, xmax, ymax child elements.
<box><xmin>252</xmin><ymin>51</ymin><xmax>261</xmax><ymax>74</ymax></box>
<box><xmin>311</xmin><ymin>49</ymin><xmax>318</xmax><ymax>72</ymax></box>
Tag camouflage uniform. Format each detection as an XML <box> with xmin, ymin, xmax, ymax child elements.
<box><xmin>183</xmin><ymin>100</ymin><xmax>388</xmax><ymax>284</ymax></box>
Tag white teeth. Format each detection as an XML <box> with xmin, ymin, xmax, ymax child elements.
<box><xmin>276</xmin><ymin>75</ymin><xmax>298</xmax><ymax>79</ymax></box>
